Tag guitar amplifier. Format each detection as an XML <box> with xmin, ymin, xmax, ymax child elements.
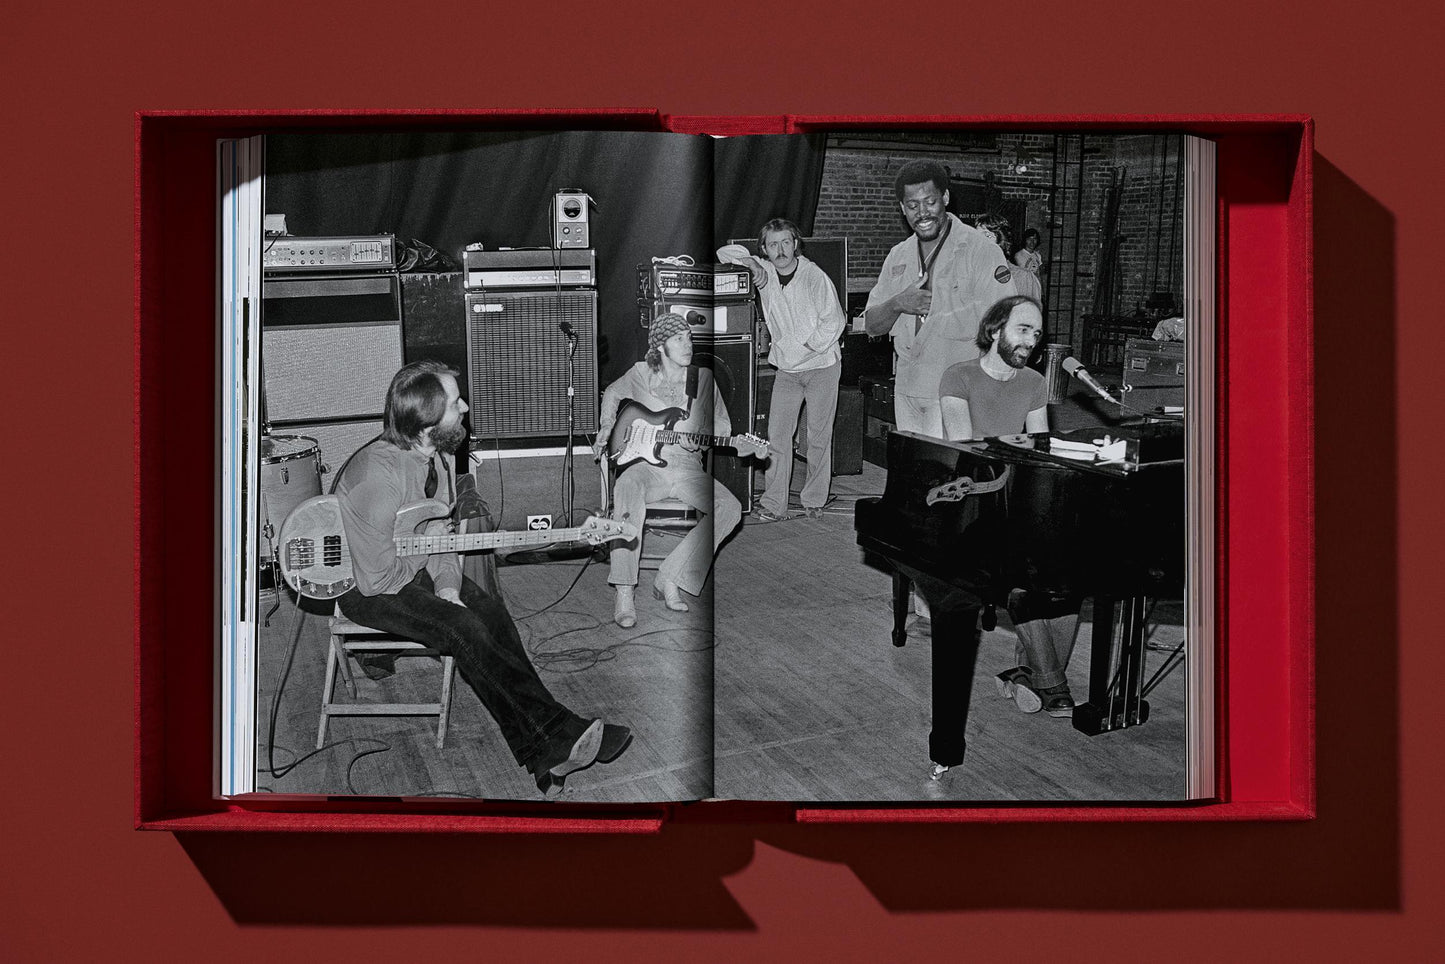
<box><xmin>638</xmin><ymin>299</ymin><xmax>757</xmax><ymax>338</ymax></box>
<box><xmin>1121</xmin><ymin>337</ymin><xmax>1186</xmax><ymax>410</ymax></box>
<box><xmin>636</xmin><ymin>263</ymin><xmax>754</xmax><ymax>301</ymax></box>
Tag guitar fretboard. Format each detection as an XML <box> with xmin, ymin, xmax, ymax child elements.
<box><xmin>397</xmin><ymin>527</ymin><xmax>589</xmax><ymax>556</ymax></box>
<box><xmin>656</xmin><ymin>431</ymin><xmax>738</xmax><ymax>447</ymax></box>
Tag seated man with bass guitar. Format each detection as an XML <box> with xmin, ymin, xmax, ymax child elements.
<box><xmin>330</xmin><ymin>360</ymin><xmax>633</xmax><ymax>797</ymax></box>
<box><xmin>596</xmin><ymin>313</ymin><xmax>764</xmax><ymax>628</ymax></box>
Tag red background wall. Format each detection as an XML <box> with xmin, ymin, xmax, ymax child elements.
<box><xmin>3</xmin><ymin>1</ymin><xmax>1439</xmax><ymax>959</ymax></box>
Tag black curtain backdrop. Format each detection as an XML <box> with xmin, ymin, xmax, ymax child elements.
<box><xmin>265</xmin><ymin>130</ymin><xmax>826</xmax><ymax>386</ymax></box>
<box><xmin>712</xmin><ymin>134</ymin><xmax>828</xmax><ymax>246</ymax></box>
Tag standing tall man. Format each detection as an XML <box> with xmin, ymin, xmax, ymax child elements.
<box><xmin>865</xmin><ymin>159</ymin><xmax>1019</xmax><ymax>626</ymax></box>
<box><xmin>719</xmin><ymin>219</ymin><xmax>847</xmax><ymax>522</ymax></box>
<box><xmin>865</xmin><ymin>160</ymin><xmax>1020</xmax><ymax>439</ymax></box>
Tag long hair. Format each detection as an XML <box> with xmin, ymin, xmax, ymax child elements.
<box><xmin>976</xmin><ymin>295</ymin><xmax>1042</xmax><ymax>353</ymax></box>
<box><xmin>973</xmin><ymin>213</ymin><xmax>1011</xmax><ymax>252</ymax></box>
<box><xmin>381</xmin><ymin>360</ymin><xmax>458</xmax><ymax>449</ymax></box>
<box><xmin>894</xmin><ymin>159</ymin><xmax>949</xmax><ymax>201</ymax></box>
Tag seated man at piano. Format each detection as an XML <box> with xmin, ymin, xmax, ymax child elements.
<box><xmin>596</xmin><ymin>313</ymin><xmax>746</xmax><ymax>628</ymax></box>
<box><xmin>938</xmin><ymin>295</ymin><xmax>1082</xmax><ymax>718</ymax></box>
<box><xmin>336</xmin><ymin>360</ymin><xmax>632</xmax><ymax>797</ymax></box>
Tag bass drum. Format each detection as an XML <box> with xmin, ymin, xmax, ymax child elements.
<box><xmin>260</xmin><ymin>435</ymin><xmax>322</xmax><ymax>572</ymax></box>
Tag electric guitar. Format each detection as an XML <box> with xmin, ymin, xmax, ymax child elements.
<box><xmin>277</xmin><ymin>495</ymin><xmax>636</xmax><ymax>601</ymax></box>
<box><xmin>607</xmin><ymin>399</ymin><xmax>769</xmax><ymax>472</ymax></box>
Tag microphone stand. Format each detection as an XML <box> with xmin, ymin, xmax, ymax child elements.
<box><xmin>563</xmin><ymin>326</ymin><xmax>577</xmax><ymax>526</ymax></box>
<box><xmin>539</xmin><ymin>324</ymin><xmax>595</xmax><ymax>562</ymax></box>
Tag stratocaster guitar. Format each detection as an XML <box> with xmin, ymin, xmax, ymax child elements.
<box><xmin>607</xmin><ymin>398</ymin><xmax>769</xmax><ymax>472</ymax></box>
<box><xmin>277</xmin><ymin>496</ymin><xmax>636</xmax><ymax>600</ymax></box>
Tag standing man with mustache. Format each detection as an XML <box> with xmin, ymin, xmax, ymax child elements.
<box><xmin>718</xmin><ymin>218</ymin><xmax>847</xmax><ymax>522</ymax></box>
<box><xmin>865</xmin><ymin>159</ymin><xmax>1019</xmax><ymax>630</ymax></box>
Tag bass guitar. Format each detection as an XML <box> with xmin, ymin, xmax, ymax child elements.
<box><xmin>607</xmin><ymin>398</ymin><xmax>768</xmax><ymax>472</ymax></box>
<box><xmin>277</xmin><ymin>495</ymin><xmax>636</xmax><ymax>600</ymax></box>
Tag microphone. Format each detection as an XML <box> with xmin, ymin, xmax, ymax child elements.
<box><xmin>1061</xmin><ymin>357</ymin><xmax>1118</xmax><ymax>404</ymax></box>
<box><xmin>558</xmin><ymin>321</ymin><xmax>577</xmax><ymax>339</ymax></box>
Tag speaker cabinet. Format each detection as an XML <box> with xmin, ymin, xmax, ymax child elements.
<box><xmin>262</xmin><ymin>272</ymin><xmax>402</xmax><ymax>468</ymax></box>
<box><xmin>464</xmin><ymin>290</ymin><xmax>599</xmax><ymax>439</ymax></box>
<box><xmin>693</xmin><ymin>338</ymin><xmax>756</xmax><ymax>512</ymax></box>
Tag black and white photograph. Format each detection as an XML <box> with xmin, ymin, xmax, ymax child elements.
<box><xmin>229</xmin><ymin>127</ymin><xmax>1211</xmax><ymax>804</ymax></box>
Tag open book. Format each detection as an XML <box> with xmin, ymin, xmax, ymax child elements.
<box><xmin>218</xmin><ymin>127</ymin><xmax>1214</xmax><ymax>805</ymax></box>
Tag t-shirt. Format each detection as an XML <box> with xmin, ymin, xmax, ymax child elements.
<box><xmin>937</xmin><ymin>357</ymin><xmax>1048</xmax><ymax>439</ymax></box>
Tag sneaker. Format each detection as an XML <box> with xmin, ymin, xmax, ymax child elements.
<box><xmin>754</xmin><ymin>507</ymin><xmax>791</xmax><ymax>523</ymax></box>
<box><xmin>1038</xmin><ymin>684</ymin><xmax>1075</xmax><ymax>718</ymax></box>
<box><xmin>994</xmin><ymin>668</ymin><xmax>1042</xmax><ymax>714</ymax></box>
<box><xmin>803</xmin><ymin>506</ymin><xmax>825</xmax><ymax>520</ymax></box>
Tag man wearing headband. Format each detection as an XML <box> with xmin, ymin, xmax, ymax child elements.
<box><xmin>596</xmin><ymin>313</ymin><xmax>744</xmax><ymax>628</ymax></box>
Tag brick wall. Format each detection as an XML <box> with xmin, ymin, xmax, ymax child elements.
<box><xmin>812</xmin><ymin>133</ymin><xmax>1185</xmax><ymax>334</ymax></box>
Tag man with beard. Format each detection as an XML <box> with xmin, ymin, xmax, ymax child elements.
<box><xmin>336</xmin><ymin>361</ymin><xmax>631</xmax><ymax>797</ymax></box>
<box><xmin>938</xmin><ymin>296</ymin><xmax>1081</xmax><ymax>719</ymax></box>
<box><xmin>864</xmin><ymin>159</ymin><xmax>1019</xmax><ymax>439</ymax></box>
<box><xmin>718</xmin><ymin>218</ymin><xmax>847</xmax><ymax>522</ymax></box>
<box><xmin>597</xmin><ymin>314</ymin><xmax>744</xmax><ymax>628</ymax></box>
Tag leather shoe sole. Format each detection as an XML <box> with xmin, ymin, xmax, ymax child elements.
<box><xmin>548</xmin><ymin>719</ymin><xmax>604</xmax><ymax>779</ymax></box>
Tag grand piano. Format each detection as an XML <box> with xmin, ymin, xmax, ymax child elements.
<box><xmin>854</xmin><ymin>424</ymin><xmax>1185</xmax><ymax>775</ymax></box>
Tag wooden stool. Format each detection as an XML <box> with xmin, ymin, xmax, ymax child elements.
<box><xmin>318</xmin><ymin>613</ymin><xmax>457</xmax><ymax>750</ymax></box>
<box><xmin>600</xmin><ymin>460</ymin><xmax>699</xmax><ymax>572</ymax></box>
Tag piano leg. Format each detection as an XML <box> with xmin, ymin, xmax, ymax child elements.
<box><xmin>912</xmin><ymin>575</ymin><xmax>982</xmax><ymax>773</ymax></box>
<box><xmin>1073</xmin><ymin>594</ymin><xmax>1152</xmax><ymax>735</ymax></box>
<box><xmin>892</xmin><ymin>570</ymin><xmax>911</xmax><ymax>647</ymax></box>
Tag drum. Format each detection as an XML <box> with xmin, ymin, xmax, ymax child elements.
<box><xmin>260</xmin><ymin>435</ymin><xmax>321</xmax><ymax>561</ymax></box>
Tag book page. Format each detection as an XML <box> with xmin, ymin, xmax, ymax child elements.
<box><xmin>710</xmin><ymin>130</ymin><xmax>1210</xmax><ymax>803</ymax></box>
<box><xmin>236</xmin><ymin>130</ymin><xmax>717</xmax><ymax>803</ymax></box>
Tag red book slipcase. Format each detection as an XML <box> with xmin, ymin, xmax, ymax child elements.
<box><xmin>136</xmin><ymin>110</ymin><xmax>1313</xmax><ymax>831</ymax></box>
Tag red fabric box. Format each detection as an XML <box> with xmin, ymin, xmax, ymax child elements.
<box><xmin>136</xmin><ymin>111</ymin><xmax>1312</xmax><ymax>830</ymax></box>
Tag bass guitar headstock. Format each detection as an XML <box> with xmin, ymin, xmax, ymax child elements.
<box><xmin>576</xmin><ymin>515</ymin><xmax>639</xmax><ymax>545</ymax></box>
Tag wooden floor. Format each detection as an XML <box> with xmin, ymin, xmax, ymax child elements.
<box><xmin>254</xmin><ymin>459</ymin><xmax>1187</xmax><ymax>804</ymax></box>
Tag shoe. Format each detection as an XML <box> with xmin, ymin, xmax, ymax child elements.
<box><xmin>994</xmin><ymin>668</ymin><xmax>1042</xmax><ymax>714</ymax></box>
<box><xmin>543</xmin><ymin>718</ymin><xmax>604</xmax><ymax>779</ymax></box>
<box><xmin>652</xmin><ymin>576</ymin><xmax>690</xmax><ymax>612</ymax></box>
<box><xmin>803</xmin><ymin>506</ymin><xmax>825</xmax><ymax>520</ymax></box>
<box><xmin>597</xmin><ymin>723</ymin><xmax>633</xmax><ymax>764</ymax></box>
<box><xmin>754</xmin><ymin>507</ymin><xmax>791</xmax><ymax>522</ymax></box>
<box><xmin>534</xmin><ymin>770</ymin><xmax>567</xmax><ymax>799</ymax></box>
<box><xmin>613</xmin><ymin>585</ymin><xmax>636</xmax><ymax>628</ymax></box>
<box><xmin>1039</xmin><ymin>684</ymin><xmax>1075</xmax><ymax>718</ymax></box>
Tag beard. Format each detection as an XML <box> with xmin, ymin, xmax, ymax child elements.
<box><xmin>429</xmin><ymin>421</ymin><xmax>468</xmax><ymax>454</ymax></box>
<box><xmin>997</xmin><ymin>334</ymin><xmax>1033</xmax><ymax>369</ymax></box>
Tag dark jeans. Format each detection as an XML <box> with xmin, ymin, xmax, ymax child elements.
<box><xmin>1006</xmin><ymin>589</ymin><xmax>1084</xmax><ymax>691</ymax></box>
<box><xmin>338</xmin><ymin>569</ymin><xmax>585</xmax><ymax>772</ymax></box>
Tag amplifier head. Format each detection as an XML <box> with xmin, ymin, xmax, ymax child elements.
<box><xmin>553</xmin><ymin>190</ymin><xmax>591</xmax><ymax>248</ymax></box>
